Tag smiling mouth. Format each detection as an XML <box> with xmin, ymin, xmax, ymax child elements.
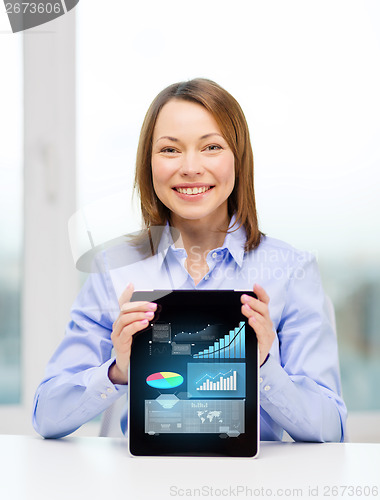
<box><xmin>173</xmin><ymin>186</ymin><xmax>213</xmax><ymax>195</ymax></box>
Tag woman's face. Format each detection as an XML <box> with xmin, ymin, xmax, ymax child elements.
<box><xmin>151</xmin><ymin>99</ymin><xmax>235</xmax><ymax>228</ymax></box>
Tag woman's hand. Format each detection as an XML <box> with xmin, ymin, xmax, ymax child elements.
<box><xmin>108</xmin><ymin>283</ymin><xmax>157</xmax><ymax>384</ymax></box>
<box><xmin>241</xmin><ymin>283</ymin><xmax>275</xmax><ymax>367</ymax></box>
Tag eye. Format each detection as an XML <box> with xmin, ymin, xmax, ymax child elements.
<box><xmin>203</xmin><ymin>144</ymin><xmax>222</xmax><ymax>152</ymax></box>
<box><xmin>161</xmin><ymin>147</ymin><xmax>179</xmax><ymax>154</ymax></box>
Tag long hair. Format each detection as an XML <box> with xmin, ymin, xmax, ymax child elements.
<box><xmin>134</xmin><ymin>78</ymin><xmax>264</xmax><ymax>251</ymax></box>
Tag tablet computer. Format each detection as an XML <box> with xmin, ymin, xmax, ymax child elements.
<box><xmin>128</xmin><ymin>290</ymin><xmax>259</xmax><ymax>457</ymax></box>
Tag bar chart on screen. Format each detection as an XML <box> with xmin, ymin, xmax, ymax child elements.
<box><xmin>187</xmin><ymin>363</ymin><xmax>246</xmax><ymax>398</ymax></box>
<box><xmin>193</xmin><ymin>322</ymin><xmax>245</xmax><ymax>359</ymax></box>
<box><xmin>196</xmin><ymin>369</ymin><xmax>237</xmax><ymax>391</ymax></box>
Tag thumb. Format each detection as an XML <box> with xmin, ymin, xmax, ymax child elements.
<box><xmin>118</xmin><ymin>283</ymin><xmax>134</xmax><ymax>309</ymax></box>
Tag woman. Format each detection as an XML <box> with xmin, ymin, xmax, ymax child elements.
<box><xmin>33</xmin><ymin>78</ymin><xmax>347</xmax><ymax>441</ymax></box>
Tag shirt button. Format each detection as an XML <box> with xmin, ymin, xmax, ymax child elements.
<box><xmin>212</xmin><ymin>252</ymin><xmax>217</xmax><ymax>259</ymax></box>
<box><xmin>107</xmin><ymin>388</ymin><xmax>113</xmax><ymax>394</ymax></box>
<box><xmin>264</xmin><ymin>385</ymin><xmax>271</xmax><ymax>391</ymax></box>
<box><xmin>100</xmin><ymin>393</ymin><xmax>107</xmax><ymax>399</ymax></box>
<box><xmin>259</xmin><ymin>377</ymin><xmax>263</xmax><ymax>383</ymax></box>
<box><xmin>204</xmin><ymin>275</ymin><xmax>210</xmax><ymax>281</ymax></box>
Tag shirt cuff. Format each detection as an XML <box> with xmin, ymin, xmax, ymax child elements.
<box><xmin>88</xmin><ymin>357</ymin><xmax>128</xmax><ymax>405</ymax></box>
<box><xmin>259</xmin><ymin>354</ymin><xmax>289</xmax><ymax>403</ymax></box>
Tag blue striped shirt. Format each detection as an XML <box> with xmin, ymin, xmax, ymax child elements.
<box><xmin>33</xmin><ymin>217</ymin><xmax>347</xmax><ymax>441</ymax></box>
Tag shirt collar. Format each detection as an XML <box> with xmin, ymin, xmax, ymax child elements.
<box><xmin>155</xmin><ymin>224</ymin><xmax>175</xmax><ymax>268</ymax></box>
<box><xmin>156</xmin><ymin>213</ymin><xmax>247</xmax><ymax>269</ymax></box>
<box><xmin>222</xmin><ymin>213</ymin><xmax>246</xmax><ymax>268</ymax></box>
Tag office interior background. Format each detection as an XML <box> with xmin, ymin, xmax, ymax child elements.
<box><xmin>0</xmin><ymin>0</ymin><xmax>379</xmax><ymax>440</ymax></box>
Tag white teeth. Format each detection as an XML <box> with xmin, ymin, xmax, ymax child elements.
<box><xmin>176</xmin><ymin>186</ymin><xmax>210</xmax><ymax>195</ymax></box>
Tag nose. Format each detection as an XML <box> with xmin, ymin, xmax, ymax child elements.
<box><xmin>179</xmin><ymin>152</ymin><xmax>204</xmax><ymax>176</ymax></box>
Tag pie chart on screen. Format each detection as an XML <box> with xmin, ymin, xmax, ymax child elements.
<box><xmin>146</xmin><ymin>372</ymin><xmax>184</xmax><ymax>389</ymax></box>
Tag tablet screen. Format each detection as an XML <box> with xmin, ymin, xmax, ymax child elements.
<box><xmin>128</xmin><ymin>290</ymin><xmax>259</xmax><ymax>457</ymax></box>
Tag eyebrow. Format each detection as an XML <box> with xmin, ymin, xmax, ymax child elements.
<box><xmin>155</xmin><ymin>133</ymin><xmax>224</xmax><ymax>144</ymax></box>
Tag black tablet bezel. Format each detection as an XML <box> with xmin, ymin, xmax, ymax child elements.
<box><xmin>128</xmin><ymin>290</ymin><xmax>259</xmax><ymax>457</ymax></box>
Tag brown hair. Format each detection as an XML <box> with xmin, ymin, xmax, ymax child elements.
<box><xmin>134</xmin><ymin>78</ymin><xmax>264</xmax><ymax>251</ymax></box>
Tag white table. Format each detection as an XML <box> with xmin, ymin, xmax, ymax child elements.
<box><xmin>0</xmin><ymin>435</ymin><xmax>379</xmax><ymax>500</ymax></box>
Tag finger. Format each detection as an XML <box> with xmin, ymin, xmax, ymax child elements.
<box><xmin>242</xmin><ymin>304</ymin><xmax>265</xmax><ymax>325</ymax></box>
<box><xmin>241</xmin><ymin>303</ymin><xmax>254</xmax><ymax>318</ymax></box>
<box><xmin>246</xmin><ymin>316</ymin><xmax>272</xmax><ymax>352</ymax></box>
<box><xmin>118</xmin><ymin>283</ymin><xmax>134</xmax><ymax>309</ymax></box>
<box><xmin>120</xmin><ymin>301</ymin><xmax>157</xmax><ymax>313</ymax></box>
<box><xmin>247</xmin><ymin>315</ymin><xmax>257</xmax><ymax>330</ymax></box>
<box><xmin>241</xmin><ymin>295</ymin><xmax>267</xmax><ymax>316</ymax></box>
<box><xmin>113</xmin><ymin>311</ymin><xmax>154</xmax><ymax>336</ymax></box>
<box><xmin>253</xmin><ymin>283</ymin><xmax>270</xmax><ymax>305</ymax></box>
<box><xmin>254</xmin><ymin>323</ymin><xmax>275</xmax><ymax>350</ymax></box>
<box><xmin>118</xmin><ymin>318</ymin><xmax>150</xmax><ymax>344</ymax></box>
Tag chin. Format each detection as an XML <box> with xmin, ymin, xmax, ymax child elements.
<box><xmin>173</xmin><ymin>208</ymin><xmax>226</xmax><ymax>224</ymax></box>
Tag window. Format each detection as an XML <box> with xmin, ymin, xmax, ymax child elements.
<box><xmin>0</xmin><ymin>10</ymin><xmax>77</xmax><ymax>434</ymax></box>
<box><xmin>77</xmin><ymin>0</ymin><xmax>380</xmax><ymax>414</ymax></box>
<box><xmin>0</xmin><ymin>35</ymin><xmax>22</xmax><ymax>404</ymax></box>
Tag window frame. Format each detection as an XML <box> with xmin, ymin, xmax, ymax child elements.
<box><xmin>0</xmin><ymin>10</ymin><xmax>78</xmax><ymax>434</ymax></box>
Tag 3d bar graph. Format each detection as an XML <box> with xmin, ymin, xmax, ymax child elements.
<box><xmin>193</xmin><ymin>322</ymin><xmax>245</xmax><ymax>359</ymax></box>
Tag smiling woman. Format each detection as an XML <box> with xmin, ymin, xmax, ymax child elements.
<box><xmin>33</xmin><ymin>77</ymin><xmax>347</xmax><ymax>443</ymax></box>
<box><xmin>135</xmin><ymin>78</ymin><xmax>262</xmax><ymax>252</ymax></box>
<box><xmin>151</xmin><ymin>99</ymin><xmax>235</xmax><ymax>237</ymax></box>
<box><xmin>135</xmin><ymin>79</ymin><xmax>263</xmax><ymax>288</ymax></box>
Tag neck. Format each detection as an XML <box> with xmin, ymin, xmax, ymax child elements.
<box><xmin>170</xmin><ymin>212</ymin><xmax>230</xmax><ymax>258</ymax></box>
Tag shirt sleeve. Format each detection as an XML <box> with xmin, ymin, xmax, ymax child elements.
<box><xmin>260</xmin><ymin>253</ymin><xmax>347</xmax><ymax>442</ymax></box>
<box><xmin>32</xmin><ymin>265</ymin><xmax>128</xmax><ymax>439</ymax></box>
